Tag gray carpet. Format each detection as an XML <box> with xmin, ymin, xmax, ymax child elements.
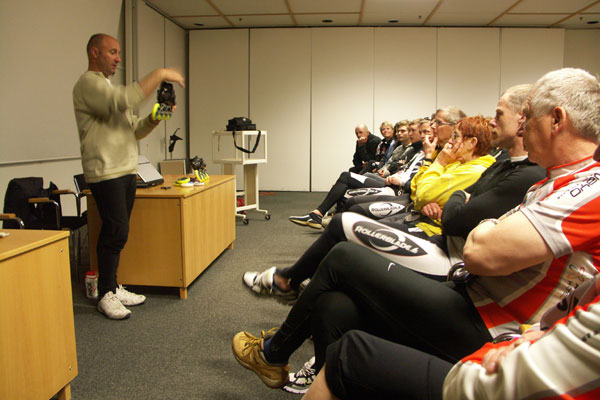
<box><xmin>68</xmin><ymin>191</ymin><xmax>325</xmax><ymax>399</ymax></box>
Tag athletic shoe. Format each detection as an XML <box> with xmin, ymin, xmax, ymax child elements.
<box><xmin>289</xmin><ymin>212</ymin><xmax>323</xmax><ymax>229</ymax></box>
<box><xmin>232</xmin><ymin>329</ymin><xmax>290</xmax><ymax>388</ymax></box>
<box><xmin>97</xmin><ymin>291</ymin><xmax>131</xmax><ymax>320</ymax></box>
<box><xmin>283</xmin><ymin>356</ymin><xmax>316</xmax><ymax>394</ymax></box>
<box><xmin>115</xmin><ymin>284</ymin><xmax>146</xmax><ymax>306</ymax></box>
<box><xmin>242</xmin><ymin>266</ymin><xmax>299</xmax><ymax>304</ymax></box>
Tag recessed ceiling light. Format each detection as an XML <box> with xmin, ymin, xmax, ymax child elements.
<box><xmin>194</xmin><ymin>23</ymin><xmax>204</xmax><ymax>26</ymax></box>
<box><xmin>587</xmin><ymin>20</ymin><xmax>599</xmax><ymax>24</ymax></box>
<box><xmin>322</xmin><ymin>19</ymin><xmax>333</xmax><ymax>23</ymax></box>
<box><xmin>388</xmin><ymin>20</ymin><xmax>399</xmax><ymax>23</ymax></box>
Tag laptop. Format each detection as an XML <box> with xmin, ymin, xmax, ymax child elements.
<box><xmin>137</xmin><ymin>155</ymin><xmax>164</xmax><ymax>188</ymax></box>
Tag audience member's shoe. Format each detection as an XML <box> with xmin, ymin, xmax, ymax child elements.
<box><xmin>283</xmin><ymin>356</ymin><xmax>316</xmax><ymax>394</ymax></box>
<box><xmin>320</xmin><ymin>213</ymin><xmax>333</xmax><ymax>227</ymax></box>
<box><xmin>97</xmin><ymin>291</ymin><xmax>131</xmax><ymax>320</ymax></box>
<box><xmin>116</xmin><ymin>284</ymin><xmax>146</xmax><ymax>306</ymax></box>
<box><xmin>289</xmin><ymin>212</ymin><xmax>323</xmax><ymax>229</ymax></box>
<box><xmin>232</xmin><ymin>329</ymin><xmax>290</xmax><ymax>388</ymax></box>
<box><xmin>242</xmin><ymin>266</ymin><xmax>299</xmax><ymax>304</ymax></box>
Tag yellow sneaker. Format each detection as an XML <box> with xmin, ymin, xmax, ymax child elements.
<box><xmin>232</xmin><ymin>329</ymin><xmax>290</xmax><ymax>388</ymax></box>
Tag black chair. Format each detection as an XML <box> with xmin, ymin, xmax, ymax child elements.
<box><xmin>0</xmin><ymin>213</ymin><xmax>24</xmax><ymax>229</ymax></box>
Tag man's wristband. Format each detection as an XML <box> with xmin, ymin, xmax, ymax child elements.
<box><xmin>423</xmin><ymin>157</ymin><xmax>433</xmax><ymax>163</ymax></box>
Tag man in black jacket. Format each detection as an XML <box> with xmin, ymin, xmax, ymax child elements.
<box><xmin>349</xmin><ymin>124</ymin><xmax>380</xmax><ymax>173</ymax></box>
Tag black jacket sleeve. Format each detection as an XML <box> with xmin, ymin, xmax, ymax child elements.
<box><xmin>441</xmin><ymin>164</ymin><xmax>545</xmax><ymax>238</ymax></box>
<box><xmin>353</xmin><ymin>134</ymin><xmax>381</xmax><ymax>168</ymax></box>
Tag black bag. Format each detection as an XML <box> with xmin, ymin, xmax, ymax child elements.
<box><xmin>226</xmin><ymin>117</ymin><xmax>256</xmax><ymax>131</ymax></box>
<box><xmin>226</xmin><ymin>117</ymin><xmax>261</xmax><ymax>154</ymax></box>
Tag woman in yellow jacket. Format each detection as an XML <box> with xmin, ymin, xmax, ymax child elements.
<box><xmin>412</xmin><ymin>115</ymin><xmax>496</xmax><ymax>235</ymax></box>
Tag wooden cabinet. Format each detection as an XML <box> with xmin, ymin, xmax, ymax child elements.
<box><xmin>87</xmin><ymin>175</ymin><xmax>236</xmax><ymax>299</ymax></box>
<box><xmin>0</xmin><ymin>229</ymin><xmax>78</xmax><ymax>400</ymax></box>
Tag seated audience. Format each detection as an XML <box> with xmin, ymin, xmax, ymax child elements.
<box><xmin>358</xmin><ymin>121</ymin><xmax>396</xmax><ymax>174</ymax></box>
<box><xmin>305</xmin><ymin>272</ymin><xmax>600</xmax><ymax>399</ymax></box>
<box><xmin>232</xmin><ymin>68</ymin><xmax>600</xmax><ymax>391</ymax></box>
<box><xmin>289</xmin><ymin>109</ymin><xmax>463</xmax><ymax>229</ymax></box>
<box><xmin>348</xmin><ymin>124</ymin><xmax>380</xmax><ymax>173</ymax></box>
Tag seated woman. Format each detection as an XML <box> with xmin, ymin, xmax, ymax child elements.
<box><xmin>243</xmin><ymin>115</ymin><xmax>495</xmax><ymax>304</ymax></box>
<box><xmin>305</xmin><ymin>273</ymin><xmax>600</xmax><ymax>399</ymax></box>
<box><xmin>289</xmin><ymin>121</ymin><xmax>397</xmax><ymax>229</ymax></box>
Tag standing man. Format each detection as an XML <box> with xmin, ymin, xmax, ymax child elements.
<box><xmin>73</xmin><ymin>33</ymin><xmax>185</xmax><ymax>319</ymax></box>
<box><xmin>349</xmin><ymin>124</ymin><xmax>380</xmax><ymax>173</ymax></box>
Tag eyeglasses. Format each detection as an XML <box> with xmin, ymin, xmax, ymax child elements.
<box><xmin>432</xmin><ymin>119</ymin><xmax>454</xmax><ymax>127</ymax></box>
<box><xmin>451</xmin><ymin>131</ymin><xmax>462</xmax><ymax>141</ymax></box>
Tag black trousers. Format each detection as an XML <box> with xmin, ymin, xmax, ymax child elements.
<box><xmin>316</xmin><ymin>171</ymin><xmax>386</xmax><ymax>215</ymax></box>
<box><xmin>278</xmin><ymin>212</ymin><xmax>449</xmax><ymax>291</ymax></box>
<box><xmin>88</xmin><ymin>174</ymin><xmax>136</xmax><ymax>297</ymax></box>
<box><xmin>325</xmin><ymin>330</ymin><xmax>453</xmax><ymax>400</ymax></box>
<box><xmin>269</xmin><ymin>242</ymin><xmax>491</xmax><ymax>371</ymax></box>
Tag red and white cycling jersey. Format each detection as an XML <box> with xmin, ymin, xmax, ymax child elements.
<box><xmin>444</xmin><ymin>275</ymin><xmax>600</xmax><ymax>400</ymax></box>
<box><xmin>467</xmin><ymin>156</ymin><xmax>600</xmax><ymax>337</ymax></box>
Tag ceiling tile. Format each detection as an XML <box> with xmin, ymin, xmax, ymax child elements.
<box><xmin>146</xmin><ymin>0</ymin><xmax>218</xmax><ymax>16</ymax></box>
<box><xmin>495</xmin><ymin>14</ymin><xmax>569</xmax><ymax>27</ymax></box>
<box><xmin>295</xmin><ymin>13</ymin><xmax>360</xmax><ymax>26</ymax></box>
<box><xmin>212</xmin><ymin>0</ymin><xmax>288</xmax><ymax>15</ymax></box>
<box><xmin>362</xmin><ymin>0</ymin><xmax>438</xmax><ymax>24</ymax></box>
<box><xmin>229</xmin><ymin>14</ymin><xmax>295</xmax><ymax>27</ymax></box>
<box><xmin>175</xmin><ymin>16</ymin><xmax>230</xmax><ymax>29</ymax></box>
<box><xmin>288</xmin><ymin>0</ymin><xmax>362</xmax><ymax>14</ymax></box>
<box><xmin>511</xmin><ymin>0</ymin><xmax>595</xmax><ymax>14</ymax></box>
<box><xmin>556</xmin><ymin>13</ymin><xmax>600</xmax><ymax>28</ymax></box>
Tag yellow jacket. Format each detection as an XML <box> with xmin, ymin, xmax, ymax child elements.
<box><xmin>412</xmin><ymin>154</ymin><xmax>496</xmax><ymax>235</ymax></box>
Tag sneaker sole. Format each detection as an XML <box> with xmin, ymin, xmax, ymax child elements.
<box><xmin>231</xmin><ymin>342</ymin><xmax>289</xmax><ymax>389</ymax></box>
<box><xmin>241</xmin><ymin>277</ymin><xmax>298</xmax><ymax>305</ymax></box>
<box><xmin>282</xmin><ymin>384</ymin><xmax>311</xmax><ymax>394</ymax></box>
<box><xmin>97</xmin><ymin>306</ymin><xmax>131</xmax><ymax>320</ymax></box>
<box><xmin>306</xmin><ymin>221</ymin><xmax>323</xmax><ymax>229</ymax></box>
<box><xmin>119</xmin><ymin>299</ymin><xmax>146</xmax><ymax>307</ymax></box>
<box><xmin>289</xmin><ymin>218</ymin><xmax>310</xmax><ymax>227</ymax></box>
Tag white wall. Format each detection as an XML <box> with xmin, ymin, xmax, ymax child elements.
<box><xmin>0</xmin><ymin>0</ymin><xmax>186</xmax><ymax>216</ymax></box>
<box><xmin>188</xmin><ymin>26</ymin><xmax>599</xmax><ymax>192</ymax></box>
<box><xmin>249</xmin><ymin>29</ymin><xmax>311</xmax><ymax>191</ymax></box>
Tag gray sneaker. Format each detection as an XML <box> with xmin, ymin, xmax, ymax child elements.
<box><xmin>243</xmin><ymin>266</ymin><xmax>299</xmax><ymax>304</ymax></box>
<box><xmin>283</xmin><ymin>356</ymin><xmax>316</xmax><ymax>394</ymax></box>
<box><xmin>97</xmin><ymin>291</ymin><xmax>131</xmax><ymax>320</ymax></box>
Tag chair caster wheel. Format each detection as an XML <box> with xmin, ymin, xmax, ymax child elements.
<box><xmin>243</xmin><ymin>218</ymin><xmax>249</xmax><ymax>225</ymax></box>
<box><xmin>265</xmin><ymin>214</ymin><xmax>271</xmax><ymax>220</ymax></box>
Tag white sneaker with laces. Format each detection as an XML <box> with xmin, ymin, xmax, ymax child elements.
<box><xmin>283</xmin><ymin>356</ymin><xmax>316</xmax><ymax>394</ymax></box>
<box><xmin>242</xmin><ymin>266</ymin><xmax>299</xmax><ymax>304</ymax></box>
<box><xmin>97</xmin><ymin>291</ymin><xmax>131</xmax><ymax>320</ymax></box>
<box><xmin>115</xmin><ymin>285</ymin><xmax>146</xmax><ymax>306</ymax></box>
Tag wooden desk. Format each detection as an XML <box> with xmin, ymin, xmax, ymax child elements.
<box><xmin>0</xmin><ymin>229</ymin><xmax>78</xmax><ymax>400</ymax></box>
<box><xmin>87</xmin><ymin>174</ymin><xmax>236</xmax><ymax>299</ymax></box>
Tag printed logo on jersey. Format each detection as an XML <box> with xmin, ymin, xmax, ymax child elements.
<box><xmin>569</xmin><ymin>173</ymin><xmax>600</xmax><ymax>198</ymax></box>
<box><xmin>368</xmin><ymin>202</ymin><xmax>405</xmax><ymax>217</ymax></box>
<box><xmin>352</xmin><ymin>221</ymin><xmax>426</xmax><ymax>256</ymax></box>
<box><xmin>346</xmin><ymin>188</ymin><xmax>386</xmax><ymax>197</ymax></box>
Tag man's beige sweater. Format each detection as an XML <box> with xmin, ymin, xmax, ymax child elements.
<box><xmin>72</xmin><ymin>71</ymin><xmax>156</xmax><ymax>183</ymax></box>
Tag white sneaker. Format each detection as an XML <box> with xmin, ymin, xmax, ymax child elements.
<box><xmin>97</xmin><ymin>292</ymin><xmax>131</xmax><ymax>320</ymax></box>
<box><xmin>115</xmin><ymin>285</ymin><xmax>146</xmax><ymax>306</ymax></box>
<box><xmin>283</xmin><ymin>356</ymin><xmax>316</xmax><ymax>394</ymax></box>
<box><xmin>242</xmin><ymin>266</ymin><xmax>299</xmax><ymax>304</ymax></box>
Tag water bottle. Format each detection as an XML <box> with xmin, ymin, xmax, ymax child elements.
<box><xmin>85</xmin><ymin>270</ymin><xmax>98</xmax><ymax>299</ymax></box>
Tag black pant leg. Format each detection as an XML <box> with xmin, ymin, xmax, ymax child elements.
<box><xmin>89</xmin><ymin>174</ymin><xmax>136</xmax><ymax>297</ymax></box>
<box><xmin>325</xmin><ymin>330</ymin><xmax>453</xmax><ymax>400</ymax></box>
<box><xmin>278</xmin><ymin>214</ymin><xmax>347</xmax><ymax>288</ymax></box>
<box><xmin>269</xmin><ymin>241</ymin><xmax>491</xmax><ymax>368</ymax></box>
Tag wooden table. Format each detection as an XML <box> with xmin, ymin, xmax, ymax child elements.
<box><xmin>0</xmin><ymin>229</ymin><xmax>78</xmax><ymax>400</ymax></box>
<box><xmin>87</xmin><ymin>174</ymin><xmax>236</xmax><ymax>299</ymax></box>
